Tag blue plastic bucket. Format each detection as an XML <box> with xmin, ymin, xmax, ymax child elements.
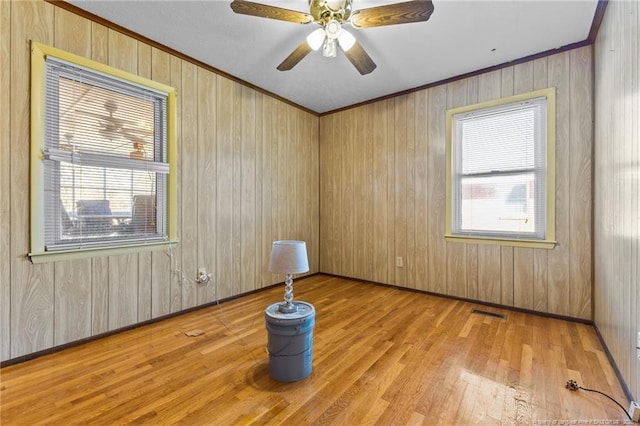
<box><xmin>265</xmin><ymin>301</ymin><xmax>315</xmax><ymax>382</ymax></box>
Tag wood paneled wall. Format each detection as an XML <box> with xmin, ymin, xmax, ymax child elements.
<box><xmin>0</xmin><ymin>1</ymin><xmax>319</xmax><ymax>362</ymax></box>
<box><xmin>594</xmin><ymin>0</ymin><xmax>640</xmax><ymax>400</ymax></box>
<box><xmin>319</xmin><ymin>47</ymin><xmax>593</xmax><ymax>320</ymax></box>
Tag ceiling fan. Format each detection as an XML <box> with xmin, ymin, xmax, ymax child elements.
<box><xmin>75</xmin><ymin>100</ymin><xmax>153</xmax><ymax>159</ymax></box>
<box><xmin>230</xmin><ymin>0</ymin><xmax>435</xmax><ymax>75</ymax></box>
<box><xmin>76</xmin><ymin>100</ymin><xmax>153</xmax><ymax>140</ymax></box>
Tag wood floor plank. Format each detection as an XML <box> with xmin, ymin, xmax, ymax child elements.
<box><xmin>0</xmin><ymin>275</ymin><xmax>630</xmax><ymax>425</ymax></box>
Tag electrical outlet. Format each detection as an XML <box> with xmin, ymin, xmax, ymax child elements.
<box><xmin>196</xmin><ymin>268</ymin><xmax>211</xmax><ymax>285</ymax></box>
<box><xmin>628</xmin><ymin>401</ymin><xmax>640</xmax><ymax>423</ymax></box>
<box><xmin>396</xmin><ymin>257</ymin><xmax>404</xmax><ymax>268</ymax></box>
<box><xmin>637</xmin><ymin>331</ymin><xmax>640</xmax><ymax>361</ymax></box>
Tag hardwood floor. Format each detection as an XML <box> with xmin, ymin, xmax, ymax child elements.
<box><xmin>0</xmin><ymin>275</ymin><xmax>630</xmax><ymax>425</ymax></box>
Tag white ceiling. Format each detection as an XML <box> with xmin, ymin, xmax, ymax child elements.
<box><xmin>67</xmin><ymin>0</ymin><xmax>599</xmax><ymax>114</ymax></box>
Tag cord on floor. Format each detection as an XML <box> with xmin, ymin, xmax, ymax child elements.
<box><xmin>565</xmin><ymin>379</ymin><xmax>632</xmax><ymax>421</ymax></box>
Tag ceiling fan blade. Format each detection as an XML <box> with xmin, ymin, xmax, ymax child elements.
<box><xmin>121</xmin><ymin>126</ymin><xmax>154</xmax><ymax>136</ymax></box>
<box><xmin>342</xmin><ymin>41</ymin><xmax>376</xmax><ymax>75</ymax></box>
<box><xmin>350</xmin><ymin>0</ymin><xmax>434</xmax><ymax>29</ymax></box>
<box><xmin>230</xmin><ymin>0</ymin><xmax>313</xmax><ymax>24</ymax></box>
<box><xmin>277</xmin><ymin>41</ymin><xmax>313</xmax><ymax>71</ymax></box>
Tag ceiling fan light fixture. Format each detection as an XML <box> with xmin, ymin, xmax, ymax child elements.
<box><xmin>337</xmin><ymin>29</ymin><xmax>356</xmax><ymax>51</ymax></box>
<box><xmin>324</xmin><ymin>19</ymin><xmax>342</xmax><ymax>39</ymax></box>
<box><xmin>306</xmin><ymin>28</ymin><xmax>326</xmax><ymax>51</ymax></box>
<box><xmin>322</xmin><ymin>38</ymin><xmax>337</xmax><ymax>58</ymax></box>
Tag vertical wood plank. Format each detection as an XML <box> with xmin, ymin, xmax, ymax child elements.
<box><xmin>465</xmin><ymin>77</ymin><xmax>479</xmax><ymax>299</ymax></box>
<box><xmin>352</xmin><ymin>106</ymin><xmax>365</xmax><ymax>279</ymax></box>
<box><xmin>372</xmin><ymin>102</ymin><xmax>389</xmax><ymax>283</ymax></box>
<box><xmin>107</xmin><ymin>29</ymin><xmax>139</xmax><ymax>329</ymax></box>
<box><xmin>254</xmin><ymin>92</ymin><xmax>265</xmax><ymax>286</ymax></box>
<box><xmin>414</xmin><ymin>90</ymin><xmax>429</xmax><ymax>291</ymax></box>
<box><xmin>569</xmin><ymin>47</ymin><xmax>593</xmax><ymax>320</ymax></box>
<box><xmin>136</xmin><ymin>42</ymin><xmax>152</xmax><ymax>322</ymax></box>
<box><xmin>394</xmin><ymin>96</ymin><xmax>408</xmax><ymax>287</ymax></box>
<box><xmin>108</xmin><ymin>254</ymin><xmax>138</xmax><ymax>329</ymax></box>
<box><xmin>533</xmin><ymin>249</ymin><xmax>548</xmax><ymax>312</ymax></box>
<box><xmin>0</xmin><ymin>0</ymin><xmax>11</xmax><ymax>360</ymax></box>
<box><xmin>532</xmin><ymin>57</ymin><xmax>548</xmax><ymax>91</ymax></box>
<box><xmin>547</xmin><ymin>51</ymin><xmax>571</xmax><ymax>316</ymax></box>
<box><xmin>54</xmin><ymin>260</ymin><xmax>92</xmax><ymax>345</ymax></box>
<box><xmin>138</xmin><ymin>250</ymin><xmax>152</xmax><ymax>321</ymax></box>
<box><xmin>53</xmin><ymin>8</ymin><xmax>94</xmax><ymax>343</ymax></box>
<box><xmin>478</xmin><ymin>246</ymin><xmax>501</xmax><ymax>303</ymax></box>
<box><xmin>240</xmin><ymin>85</ymin><xmax>257</xmax><ymax>293</ymax></box>
<box><xmin>405</xmin><ymin>94</ymin><xmax>416</xmax><ymax>288</ymax></box>
<box><xmin>169</xmin><ymin>54</ymin><xmax>183</xmax><ymax>313</ymax></box>
<box><xmin>91</xmin><ymin>257</ymin><xmax>109</xmax><ymax>335</ymax></box>
<box><xmin>310</xmin><ymin>109</ymin><xmax>320</xmax><ymax>272</ymax></box>
<box><xmin>54</xmin><ymin>7</ymin><xmax>90</xmax><ymax>56</ymax></box>
<box><xmin>501</xmin><ymin>247</ymin><xmax>514</xmax><ymax>306</ymax></box>
<box><xmin>197</xmin><ymin>68</ymin><xmax>216</xmax><ymax>304</ymax></box>
<box><xmin>261</xmin><ymin>97</ymin><xmax>274</xmax><ymax>286</ymax></box>
<box><xmin>231</xmin><ymin>83</ymin><xmax>243</xmax><ymax>295</ymax></box>
<box><xmin>514</xmin><ymin>248</ymin><xmax>534</xmax><ymax>310</ymax></box>
<box><xmin>427</xmin><ymin>86</ymin><xmax>447</xmax><ymax>294</ymax></box>
<box><xmin>477</xmin><ymin>70</ymin><xmax>502</xmax><ymax>103</ymax></box>
<box><xmin>500</xmin><ymin>67</ymin><xmax>515</xmax><ymax>306</ymax></box>
<box><xmin>362</xmin><ymin>104</ymin><xmax>374</xmax><ymax>281</ymax></box>
<box><xmin>216</xmin><ymin>77</ymin><xmax>233</xmax><ymax>300</ymax></box>
<box><xmin>445</xmin><ymin>80</ymin><xmax>468</xmax><ymax>298</ymax></box>
<box><xmin>150</xmin><ymin>46</ymin><xmax>172</xmax><ymax>318</ymax></box>
<box><xmin>513</xmin><ymin>62</ymin><xmax>534</xmax><ymax>95</ymax></box>
<box><xmin>318</xmin><ymin>113</ymin><xmax>331</xmax><ymax>273</ymax></box>
<box><xmin>10</xmin><ymin>0</ymin><xmax>55</xmax><ymax>358</ymax></box>
<box><xmin>476</xmin><ymin>70</ymin><xmax>502</xmax><ymax>304</ymax></box>
<box><xmin>386</xmin><ymin>100</ymin><xmax>396</xmax><ymax>285</ymax></box>
<box><xmin>532</xmin><ymin>56</ymin><xmax>549</xmax><ymax>313</ymax></box>
<box><xmin>90</xmin><ymin>22</ymin><xmax>110</xmax><ymax>334</ymax></box>
<box><xmin>342</xmin><ymin>108</ymin><xmax>355</xmax><ymax>277</ymax></box>
<box><xmin>512</xmin><ymin>62</ymin><xmax>536</xmax><ymax>311</ymax></box>
<box><xmin>180</xmin><ymin>61</ymin><xmax>198</xmax><ymax>308</ymax></box>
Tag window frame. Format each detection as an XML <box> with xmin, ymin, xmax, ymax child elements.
<box><xmin>445</xmin><ymin>88</ymin><xmax>556</xmax><ymax>249</ymax></box>
<box><xmin>30</xmin><ymin>42</ymin><xmax>178</xmax><ymax>263</ymax></box>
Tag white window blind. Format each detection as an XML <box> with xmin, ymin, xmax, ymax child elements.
<box><xmin>43</xmin><ymin>56</ymin><xmax>169</xmax><ymax>251</ymax></box>
<box><xmin>451</xmin><ymin>97</ymin><xmax>547</xmax><ymax>240</ymax></box>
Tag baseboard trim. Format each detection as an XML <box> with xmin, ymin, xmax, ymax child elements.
<box><xmin>321</xmin><ymin>273</ymin><xmax>594</xmax><ymax>325</ymax></box>
<box><xmin>593</xmin><ymin>324</ymin><xmax>635</xmax><ymax>402</ymax></box>
<box><xmin>0</xmin><ymin>274</ymin><xmax>318</xmax><ymax>368</ymax></box>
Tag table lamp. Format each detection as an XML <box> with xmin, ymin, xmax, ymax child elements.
<box><xmin>269</xmin><ymin>240</ymin><xmax>309</xmax><ymax>313</ymax></box>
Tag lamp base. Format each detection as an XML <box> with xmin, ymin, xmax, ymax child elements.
<box><xmin>278</xmin><ymin>301</ymin><xmax>298</xmax><ymax>313</ymax></box>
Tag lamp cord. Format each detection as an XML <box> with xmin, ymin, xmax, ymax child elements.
<box><xmin>164</xmin><ymin>248</ymin><xmax>262</xmax><ymax>357</ymax></box>
<box><xmin>565</xmin><ymin>380</ymin><xmax>632</xmax><ymax>421</ymax></box>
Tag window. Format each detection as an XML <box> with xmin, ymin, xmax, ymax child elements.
<box><xmin>445</xmin><ymin>88</ymin><xmax>556</xmax><ymax>249</ymax></box>
<box><xmin>30</xmin><ymin>43</ymin><xmax>177</xmax><ymax>262</ymax></box>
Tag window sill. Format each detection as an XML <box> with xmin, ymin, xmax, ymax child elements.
<box><xmin>445</xmin><ymin>235</ymin><xmax>556</xmax><ymax>250</ymax></box>
<box><xmin>29</xmin><ymin>240</ymin><xmax>178</xmax><ymax>264</ymax></box>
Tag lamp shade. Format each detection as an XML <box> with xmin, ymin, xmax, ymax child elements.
<box><xmin>269</xmin><ymin>240</ymin><xmax>309</xmax><ymax>274</ymax></box>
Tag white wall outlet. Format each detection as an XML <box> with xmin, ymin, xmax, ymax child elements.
<box><xmin>628</xmin><ymin>401</ymin><xmax>640</xmax><ymax>423</ymax></box>
<box><xmin>637</xmin><ymin>331</ymin><xmax>640</xmax><ymax>361</ymax></box>
<box><xmin>396</xmin><ymin>257</ymin><xmax>404</xmax><ymax>268</ymax></box>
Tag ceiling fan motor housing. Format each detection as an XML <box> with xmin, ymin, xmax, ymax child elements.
<box><xmin>309</xmin><ymin>0</ymin><xmax>352</xmax><ymax>24</ymax></box>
